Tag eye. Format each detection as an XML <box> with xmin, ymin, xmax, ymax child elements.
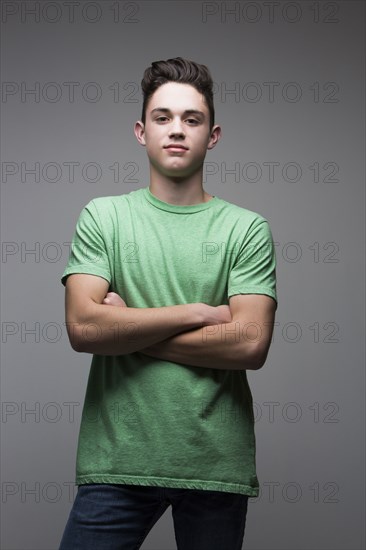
<box><xmin>155</xmin><ymin>116</ymin><xmax>199</xmax><ymax>124</ymax></box>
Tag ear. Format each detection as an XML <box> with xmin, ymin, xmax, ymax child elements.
<box><xmin>207</xmin><ymin>124</ymin><xmax>222</xmax><ymax>150</ymax></box>
<box><xmin>134</xmin><ymin>120</ymin><xmax>146</xmax><ymax>146</ymax></box>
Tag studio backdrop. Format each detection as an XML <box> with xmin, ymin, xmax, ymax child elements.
<box><xmin>1</xmin><ymin>1</ymin><xmax>365</xmax><ymax>549</ymax></box>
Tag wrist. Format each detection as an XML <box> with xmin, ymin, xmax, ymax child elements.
<box><xmin>190</xmin><ymin>302</ymin><xmax>207</xmax><ymax>327</ymax></box>
<box><xmin>176</xmin><ymin>303</ymin><xmax>203</xmax><ymax>331</ymax></box>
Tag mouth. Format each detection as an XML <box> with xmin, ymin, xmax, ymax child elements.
<box><xmin>164</xmin><ymin>145</ymin><xmax>188</xmax><ymax>151</ymax></box>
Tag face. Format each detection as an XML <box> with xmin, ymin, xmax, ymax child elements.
<box><xmin>134</xmin><ymin>82</ymin><xmax>221</xmax><ymax>179</ymax></box>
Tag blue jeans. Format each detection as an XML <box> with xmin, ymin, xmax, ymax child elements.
<box><xmin>59</xmin><ymin>483</ymin><xmax>249</xmax><ymax>550</ymax></box>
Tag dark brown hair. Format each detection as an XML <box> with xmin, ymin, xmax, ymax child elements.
<box><xmin>140</xmin><ymin>57</ymin><xmax>215</xmax><ymax>131</ymax></box>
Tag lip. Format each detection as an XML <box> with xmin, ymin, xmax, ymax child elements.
<box><xmin>164</xmin><ymin>145</ymin><xmax>188</xmax><ymax>151</ymax></box>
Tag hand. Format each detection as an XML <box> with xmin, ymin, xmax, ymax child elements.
<box><xmin>213</xmin><ymin>305</ymin><xmax>232</xmax><ymax>324</ymax></box>
<box><xmin>199</xmin><ymin>303</ymin><xmax>232</xmax><ymax>325</ymax></box>
<box><xmin>102</xmin><ymin>292</ymin><xmax>127</xmax><ymax>307</ymax></box>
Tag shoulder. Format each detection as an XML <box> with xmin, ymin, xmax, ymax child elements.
<box><xmin>215</xmin><ymin>196</ymin><xmax>269</xmax><ymax>228</ymax></box>
<box><xmin>83</xmin><ymin>188</ymin><xmax>143</xmax><ymax>216</ymax></box>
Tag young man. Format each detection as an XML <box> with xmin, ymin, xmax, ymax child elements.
<box><xmin>59</xmin><ymin>57</ymin><xmax>277</xmax><ymax>550</ymax></box>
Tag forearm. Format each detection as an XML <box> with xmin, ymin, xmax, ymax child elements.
<box><xmin>139</xmin><ymin>321</ymin><xmax>259</xmax><ymax>371</ymax></box>
<box><xmin>68</xmin><ymin>303</ymin><xmax>203</xmax><ymax>355</ymax></box>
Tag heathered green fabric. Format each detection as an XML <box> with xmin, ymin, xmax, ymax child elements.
<box><xmin>61</xmin><ymin>186</ymin><xmax>277</xmax><ymax>496</ymax></box>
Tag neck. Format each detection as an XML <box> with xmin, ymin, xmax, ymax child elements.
<box><xmin>148</xmin><ymin>165</ymin><xmax>212</xmax><ymax>205</ymax></box>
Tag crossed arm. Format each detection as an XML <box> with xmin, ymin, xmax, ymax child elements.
<box><xmin>64</xmin><ymin>273</ymin><xmax>276</xmax><ymax>371</ymax></box>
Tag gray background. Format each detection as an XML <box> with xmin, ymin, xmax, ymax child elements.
<box><xmin>1</xmin><ymin>1</ymin><xmax>365</xmax><ymax>549</ymax></box>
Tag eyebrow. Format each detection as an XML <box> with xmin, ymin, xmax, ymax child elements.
<box><xmin>150</xmin><ymin>108</ymin><xmax>206</xmax><ymax>119</ymax></box>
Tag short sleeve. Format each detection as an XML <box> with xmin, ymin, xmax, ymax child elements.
<box><xmin>61</xmin><ymin>200</ymin><xmax>112</xmax><ymax>286</ymax></box>
<box><xmin>227</xmin><ymin>218</ymin><xmax>277</xmax><ymax>309</ymax></box>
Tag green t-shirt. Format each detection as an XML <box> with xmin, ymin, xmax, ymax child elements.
<box><xmin>61</xmin><ymin>186</ymin><xmax>277</xmax><ymax>496</ymax></box>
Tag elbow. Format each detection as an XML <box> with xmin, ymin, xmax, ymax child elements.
<box><xmin>235</xmin><ymin>343</ymin><xmax>268</xmax><ymax>371</ymax></box>
<box><xmin>66</xmin><ymin>321</ymin><xmax>128</xmax><ymax>356</ymax></box>
<box><xmin>251</xmin><ymin>344</ymin><xmax>270</xmax><ymax>371</ymax></box>
<box><xmin>68</xmin><ymin>333</ymin><xmax>86</xmax><ymax>353</ymax></box>
<box><xmin>66</xmin><ymin>322</ymin><xmax>88</xmax><ymax>353</ymax></box>
<box><xmin>70</xmin><ymin>338</ymin><xmax>86</xmax><ymax>353</ymax></box>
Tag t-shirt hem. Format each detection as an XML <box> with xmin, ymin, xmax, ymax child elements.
<box><xmin>75</xmin><ymin>474</ymin><xmax>259</xmax><ymax>497</ymax></box>
<box><xmin>228</xmin><ymin>287</ymin><xmax>277</xmax><ymax>305</ymax></box>
<box><xmin>61</xmin><ymin>267</ymin><xmax>111</xmax><ymax>286</ymax></box>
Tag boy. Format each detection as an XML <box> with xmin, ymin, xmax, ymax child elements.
<box><xmin>59</xmin><ymin>57</ymin><xmax>277</xmax><ymax>550</ymax></box>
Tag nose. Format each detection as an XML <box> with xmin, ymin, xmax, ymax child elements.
<box><xmin>169</xmin><ymin>117</ymin><xmax>185</xmax><ymax>137</ymax></box>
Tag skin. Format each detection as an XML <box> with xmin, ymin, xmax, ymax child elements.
<box><xmin>133</xmin><ymin>81</ymin><xmax>222</xmax><ymax>206</ymax></box>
